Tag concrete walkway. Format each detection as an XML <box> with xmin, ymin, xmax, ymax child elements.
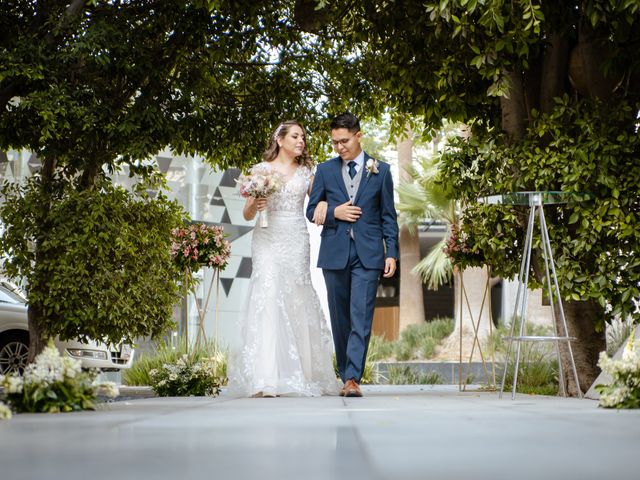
<box><xmin>1</xmin><ymin>385</ymin><xmax>638</xmax><ymax>480</ymax></box>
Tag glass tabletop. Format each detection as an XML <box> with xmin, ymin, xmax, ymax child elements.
<box><xmin>477</xmin><ymin>191</ymin><xmax>594</xmax><ymax>206</ymax></box>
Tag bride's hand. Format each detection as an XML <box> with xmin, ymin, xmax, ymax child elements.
<box><xmin>254</xmin><ymin>197</ymin><xmax>268</xmax><ymax>211</ymax></box>
<box><xmin>313</xmin><ymin>201</ymin><xmax>328</xmax><ymax>225</ymax></box>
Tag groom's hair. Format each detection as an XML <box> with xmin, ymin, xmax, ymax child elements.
<box><xmin>330</xmin><ymin>112</ymin><xmax>360</xmax><ymax>133</ymax></box>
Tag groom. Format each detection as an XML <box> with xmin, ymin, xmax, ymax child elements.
<box><xmin>306</xmin><ymin>112</ymin><xmax>399</xmax><ymax>397</ymax></box>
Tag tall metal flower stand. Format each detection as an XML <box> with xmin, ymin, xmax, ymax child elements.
<box><xmin>478</xmin><ymin>191</ymin><xmax>588</xmax><ymax>399</ymax></box>
<box><xmin>184</xmin><ymin>266</ymin><xmax>221</xmax><ymax>354</ymax></box>
<box><xmin>457</xmin><ymin>266</ymin><xmax>497</xmax><ymax>391</ymax></box>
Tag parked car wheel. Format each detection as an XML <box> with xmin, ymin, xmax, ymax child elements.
<box><xmin>0</xmin><ymin>330</ymin><xmax>30</xmax><ymax>375</ymax></box>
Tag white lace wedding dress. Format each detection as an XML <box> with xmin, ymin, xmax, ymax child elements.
<box><xmin>227</xmin><ymin>163</ymin><xmax>340</xmax><ymax>397</ymax></box>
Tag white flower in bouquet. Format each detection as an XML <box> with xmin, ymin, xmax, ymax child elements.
<box><xmin>0</xmin><ymin>402</ymin><xmax>12</xmax><ymax>420</ymax></box>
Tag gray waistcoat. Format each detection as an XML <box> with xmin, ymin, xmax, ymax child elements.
<box><xmin>341</xmin><ymin>162</ymin><xmax>363</xmax><ymax>239</ymax></box>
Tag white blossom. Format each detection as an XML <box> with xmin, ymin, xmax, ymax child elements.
<box><xmin>0</xmin><ymin>402</ymin><xmax>12</xmax><ymax>420</ymax></box>
<box><xmin>94</xmin><ymin>381</ymin><xmax>119</xmax><ymax>398</ymax></box>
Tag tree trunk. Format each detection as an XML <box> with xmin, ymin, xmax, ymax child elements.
<box><xmin>554</xmin><ymin>300</ymin><xmax>606</xmax><ymax>396</ymax></box>
<box><xmin>568</xmin><ymin>22</ymin><xmax>620</xmax><ymax>101</ymax></box>
<box><xmin>27</xmin><ymin>304</ymin><xmax>48</xmax><ymax>363</ymax></box>
<box><xmin>540</xmin><ymin>32</ymin><xmax>570</xmax><ymax>115</ymax></box>
<box><xmin>397</xmin><ymin>125</ymin><xmax>425</xmax><ymax>330</ymax></box>
<box><xmin>27</xmin><ymin>155</ymin><xmax>58</xmax><ymax>362</ymax></box>
<box><xmin>500</xmin><ymin>71</ymin><xmax>528</xmax><ymax>142</ymax></box>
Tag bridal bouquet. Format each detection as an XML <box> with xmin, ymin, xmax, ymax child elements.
<box><xmin>236</xmin><ymin>166</ymin><xmax>283</xmax><ymax>227</ymax></box>
<box><xmin>170</xmin><ymin>223</ymin><xmax>231</xmax><ymax>274</ymax></box>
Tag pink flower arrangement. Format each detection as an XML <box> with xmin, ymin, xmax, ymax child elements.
<box><xmin>170</xmin><ymin>223</ymin><xmax>231</xmax><ymax>273</ymax></box>
<box><xmin>442</xmin><ymin>222</ymin><xmax>485</xmax><ymax>269</ymax></box>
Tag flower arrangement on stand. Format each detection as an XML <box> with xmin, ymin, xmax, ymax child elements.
<box><xmin>596</xmin><ymin>329</ymin><xmax>640</xmax><ymax>409</ymax></box>
<box><xmin>0</xmin><ymin>342</ymin><xmax>118</xmax><ymax>414</ymax></box>
<box><xmin>171</xmin><ymin>222</ymin><xmax>231</xmax><ymax>350</ymax></box>
<box><xmin>442</xmin><ymin>222</ymin><xmax>485</xmax><ymax>270</ymax></box>
<box><xmin>236</xmin><ymin>166</ymin><xmax>283</xmax><ymax>227</ymax></box>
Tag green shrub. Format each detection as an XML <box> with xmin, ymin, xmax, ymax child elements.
<box><xmin>367</xmin><ymin>335</ymin><xmax>395</xmax><ymax>361</ymax></box>
<box><xmin>386</xmin><ymin>365</ymin><xmax>444</xmax><ymax>385</ymax></box>
<box><xmin>394</xmin><ymin>341</ymin><xmax>414</xmax><ymax>361</ymax></box>
<box><xmin>420</xmin><ymin>337</ymin><xmax>439</xmax><ymax>359</ymax></box>
<box><xmin>0</xmin><ymin>178</ymin><xmax>185</xmax><ymax>347</ymax></box>
<box><xmin>394</xmin><ymin>318</ymin><xmax>455</xmax><ymax>360</ymax></box>
<box><xmin>423</xmin><ymin>317</ymin><xmax>456</xmax><ymax>341</ymax></box>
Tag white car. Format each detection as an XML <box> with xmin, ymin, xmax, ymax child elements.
<box><xmin>0</xmin><ymin>283</ymin><xmax>134</xmax><ymax>374</ymax></box>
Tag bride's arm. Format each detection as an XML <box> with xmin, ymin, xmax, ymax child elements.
<box><xmin>243</xmin><ymin>197</ymin><xmax>267</xmax><ymax>221</ymax></box>
<box><xmin>307</xmin><ymin>175</ymin><xmax>327</xmax><ymax>225</ymax></box>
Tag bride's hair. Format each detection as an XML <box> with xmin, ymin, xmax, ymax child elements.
<box><xmin>262</xmin><ymin>120</ymin><xmax>314</xmax><ymax>168</ymax></box>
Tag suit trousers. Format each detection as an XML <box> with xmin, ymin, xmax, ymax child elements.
<box><xmin>323</xmin><ymin>238</ymin><xmax>381</xmax><ymax>383</ymax></box>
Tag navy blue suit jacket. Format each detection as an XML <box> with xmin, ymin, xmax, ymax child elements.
<box><xmin>306</xmin><ymin>153</ymin><xmax>399</xmax><ymax>270</ymax></box>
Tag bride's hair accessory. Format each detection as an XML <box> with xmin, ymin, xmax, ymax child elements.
<box><xmin>273</xmin><ymin>123</ymin><xmax>285</xmax><ymax>141</ymax></box>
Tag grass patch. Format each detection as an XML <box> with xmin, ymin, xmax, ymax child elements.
<box><xmin>489</xmin><ymin>323</ymin><xmax>559</xmax><ymax>395</ymax></box>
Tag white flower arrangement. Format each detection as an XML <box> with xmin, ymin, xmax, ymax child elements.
<box><xmin>0</xmin><ymin>341</ymin><xmax>116</xmax><ymax>413</ymax></box>
<box><xmin>365</xmin><ymin>158</ymin><xmax>379</xmax><ymax>177</ymax></box>
<box><xmin>148</xmin><ymin>354</ymin><xmax>222</xmax><ymax>397</ymax></box>
<box><xmin>596</xmin><ymin>329</ymin><xmax>640</xmax><ymax>409</ymax></box>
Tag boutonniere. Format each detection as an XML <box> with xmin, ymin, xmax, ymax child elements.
<box><xmin>365</xmin><ymin>158</ymin><xmax>379</xmax><ymax>177</ymax></box>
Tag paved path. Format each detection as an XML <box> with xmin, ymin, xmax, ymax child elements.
<box><xmin>1</xmin><ymin>385</ymin><xmax>639</xmax><ymax>480</ymax></box>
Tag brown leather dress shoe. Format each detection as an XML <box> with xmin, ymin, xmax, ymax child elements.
<box><xmin>343</xmin><ymin>378</ymin><xmax>363</xmax><ymax>397</ymax></box>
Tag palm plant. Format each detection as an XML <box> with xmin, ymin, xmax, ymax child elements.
<box><xmin>396</xmin><ymin>156</ymin><xmax>458</xmax><ymax>290</ymax></box>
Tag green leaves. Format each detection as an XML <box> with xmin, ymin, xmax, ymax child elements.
<box><xmin>0</xmin><ymin>176</ymin><xmax>186</xmax><ymax>346</ymax></box>
<box><xmin>437</xmin><ymin>98</ymin><xmax>640</xmax><ymax>323</ymax></box>
<box><xmin>0</xmin><ymin>1</ymin><xmax>342</xmax><ymax>172</ymax></box>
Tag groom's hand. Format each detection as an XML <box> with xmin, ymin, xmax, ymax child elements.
<box><xmin>334</xmin><ymin>200</ymin><xmax>361</xmax><ymax>222</ymax></box>
<box><xmin>383</xmin><ymin>258</ymin><xmax>397</xmax><ymax>278</ymax></box>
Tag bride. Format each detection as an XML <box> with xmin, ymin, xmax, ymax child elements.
<box><xmin>227</xmin><ymin>120</ymin><xmax>340</xmax><ymax>397</ymax></box>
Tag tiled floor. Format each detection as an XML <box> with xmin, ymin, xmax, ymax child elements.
<box><xmin>1</xmin><ymin>385</ymin><xmax>638</xmax><ymax>480</ymax></box>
